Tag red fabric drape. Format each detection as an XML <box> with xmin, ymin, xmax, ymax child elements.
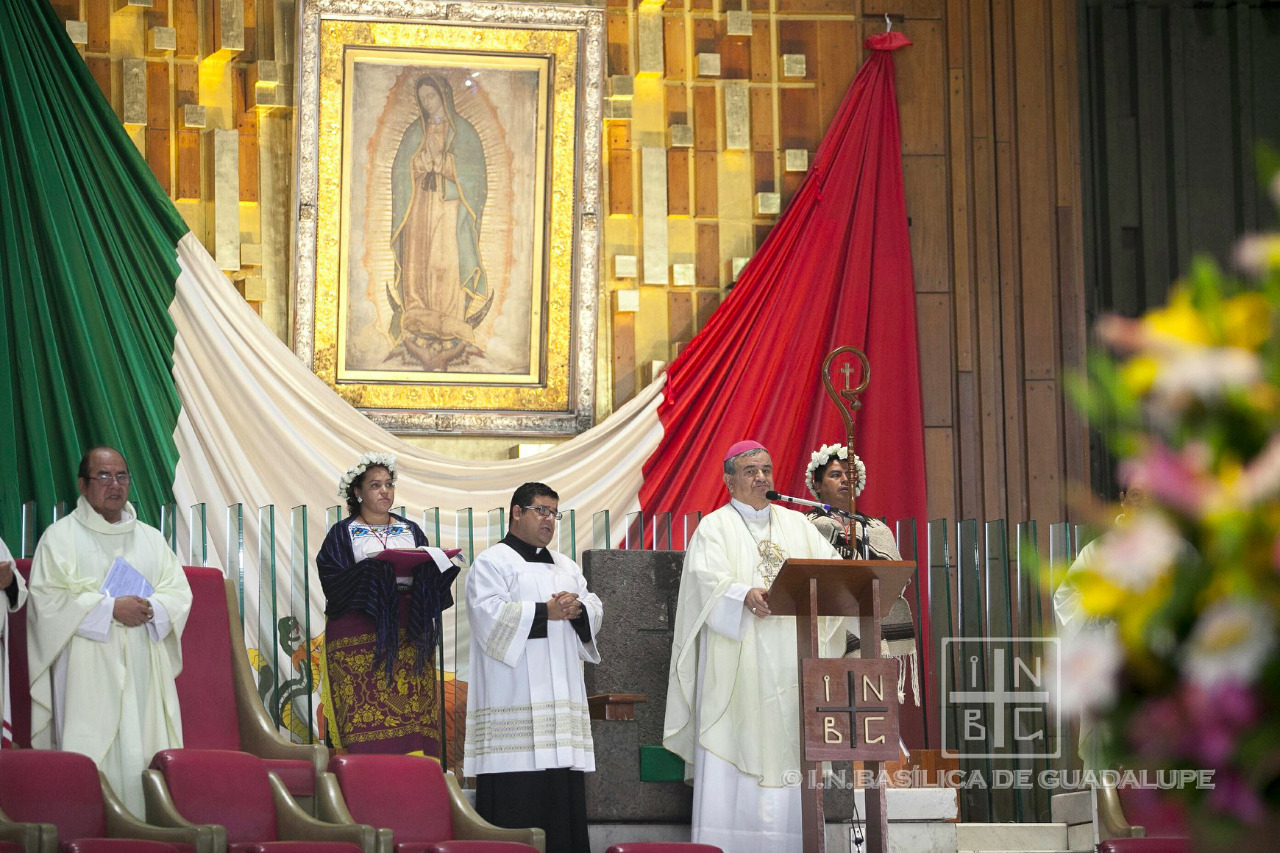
<box><xmin>640</xmin><ymin>31</ymin><xmax>926</xmax><ymax>539</ymax></box>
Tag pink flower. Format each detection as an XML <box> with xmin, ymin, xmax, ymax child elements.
<box><xmin>1121</xmin><ymin>444</ymin><xmax>1215</xmax><ymax>517</ymax></box>
<box><xmin>1092</xmin><ymin>511</ymin><xmax>1184</xmax><ymax>592</ymax></box>
<box><xmin>1207</xmin><ymin>770</ymin><xmax>1266</xmax><ymax>825</ymax></box>
<box><xmin>1128</xmin><ymin>682</ymin><xmax>1258</xmax><ymax>767</ymax></box>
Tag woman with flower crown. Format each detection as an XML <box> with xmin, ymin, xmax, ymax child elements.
<box><xmin>804</xmin><ymin>443</ymin><xmax>920</xmax><ymax>705</ymax></box>
<box><xmin>316</xmin><ymin>452</ymin><xmax>461</xmax><ymax>754</ymax></box>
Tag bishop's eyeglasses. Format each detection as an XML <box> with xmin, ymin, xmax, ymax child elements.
<box><xmin>87</xmin><ymin>473</ymin><xmax>131</xmax><ymax>484</ymax></box>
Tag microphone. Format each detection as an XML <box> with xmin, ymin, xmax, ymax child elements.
<box><xmin>765</xmin><ymin>490</ymin><xmax>858</xmax><ymax>520</ymax></box>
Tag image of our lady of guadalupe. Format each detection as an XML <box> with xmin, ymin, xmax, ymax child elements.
<box><xmin>386</xmin><ymin>72</ymin><xmax>494</xmax><ymax>373</ymax></box>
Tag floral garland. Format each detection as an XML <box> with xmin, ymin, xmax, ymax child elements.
<box><xmin>337</xmin><ymin>451</ymin><xmax>397</xmax><ymax>500</ymax></box>
<box><xmin>805</xmin><ymin>443</ymin><xmax>867</xmax><ymax>499</ymax></box>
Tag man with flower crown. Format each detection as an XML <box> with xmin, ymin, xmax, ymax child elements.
<box><xmin>662</xmin><ymin>440</ymin><xmax>848</xmax><ymax>853</ymax></box>
<box><xmin>26</xmin><ymin>446</ymin><xmax>192</xmax><ymax>817</ymax></box>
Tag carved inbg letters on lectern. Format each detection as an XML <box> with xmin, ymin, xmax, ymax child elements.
<box><xmin>801</xmin><ymin>658</ymin><xmax>901</xmax><ymax>762</ymax></box>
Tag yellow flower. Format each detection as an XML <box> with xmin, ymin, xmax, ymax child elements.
<box><xmin>1222</xmin><ymin>293</ymin><xmax>1273</xmax><ymax>350</ymax></box>
<box><xmin>1143</xmin><ymin>291</ymin><xmax>1214</xmax><ymax>346</ymax></box>
<box><xmin>1077</xmin><ymin>571</ymin><xmax>1127</xmax><ymax>617</ymax></box>
<box><xmin>1120</xmin><ymin>356</ymin><xmax>1160</xmax><ymax>397</ymax></box>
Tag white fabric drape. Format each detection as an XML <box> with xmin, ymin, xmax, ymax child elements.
<box><xmin>167</xmin><ymin>233</ymin><xmax>664</xmax><ymax>662</ymax></box>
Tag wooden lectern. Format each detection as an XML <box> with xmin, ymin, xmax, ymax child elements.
<box><xmin>768</xmin><ymin>558</ymin><xmax>916</xmax><ymax>853</ymax></box>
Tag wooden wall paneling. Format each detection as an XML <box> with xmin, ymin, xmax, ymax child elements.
<box><xmin>776</xmin><ymin>20</ymin><xmax>816</xmax><ymax>80</ymax></box>
<box><xmin>608</xmin><ymin>123</ymin><xmax>634</xmax><ymax>216</ymax></box>
<box><xmin>146</xmin><ymin>0</ymin><xmax>170</xmax><ymax>29</ymax></box>
<box><xmin>750</xmin><ymin>87</ymin><xmax>773</xmax><ymax>151</ymax></box>
<box><xmin>608</xmin><ymin>10</ymin><xmax>632</xmax><ymax>76</ymax></box>
<box><xmin>690</xmin><ymin>0</ymin><xmax>713</xmax><ymax>14</ymax></box>
<box><xmin>696</xmin><ymin>222</ymin><xmax>719</xmax><ymax>288</ymax></box>
<box><xmin>1132</xmin><ymin>5</ymin><xmax>1172</xmax><ymax>311</ymax></box>
<box><xmin>753</xmin><ymin>224</ymin><xmax>771</xmax><ymax>251</ymax></box>
<box><xmin>1098</xmin><ymin>9</ymin><xmax>1141</xmax><ymax>318</ymax></box>
<box><xmin>753</xmin><ymin>150</ymin><xmax>775</xmax><ymax>197</ymax></box>
<box><xmin>243</xmin><ymin>0</ymin><xmax>258</xmax><ymax>59</ymax></box>
<box><xmin>696</xmin><ymin>290</ymin><xmax>721</xmax><ymax>330</ymax></box>
<box><xmin>693</xmin><ymin>86</ymin><xmax>717</xmax><ymax>150</ymax></box>
<box><xmin>613</xmin><ymin>312</ymin><xmax>637</xmax><ymax>409</ymax></box>
<box><xmin>965</xmin><ymin>0</ymin><xmax>992</xmax><ymax>135</ymax></box>
<box><xmin>956</xmin><ymin>372</ymin><xmax>982</xmax><ymax>520</ymax></box>
<box><xmin>778</xmin><ymin>0</ymin><xmax>847</xmax><ymax>17</ymax></box>
<box><xmin>1011</xmin><ymin>0</ymin><xmax>1057</xmax><ymax>382</ymax></box>
<box><xmin>694</xmin><ymin>151</ymin><xmax>718</xmax><ymax>217</ymax></box>
<box><xmin>996</xmin><ymin>140</ymin><xmax>1028</xmax><ymax>523</ymax></box>
<box><xmin>176</xmin><ymin>129</ymin><xmax>201</xmax><ymax>201</ymax></box>
<box><xmin>750</xmin><ymin>20</ymin><xmax>773</xmax><ymax>83</ymax></box>
<box><xmin>174</xmin><ymin>0</ymin><xmax>199</xmax><ymax>60</ymax></box>
<box><xmin>947</xmin><ymin>68</ymin><xmax>972</xmax><ymax>372</ymax></box>
<box><xmin>990</xmin><ymin>0</ymin><xmax>1013</xmax><ymax>144</ymax></box>
<box><xmin>86</xmin><ymin>0</ymin><xmax>109</xmax><ymax>53</ymax></box>
<box><xmin>666</xmin><ymin>82</ymin><xmax>688</xmax><ymax>126</ymax></box>
<box><xmin>668</xmin><ymin>292</ymin><xmax>694</xmax><ymax>353</ymax></box>
<box><xmin>145</xmin><ymin>61</ymin><xmax>171</xmax><ymax>193</ymax></box>
<box><xmin>781</xmin><ymin>170</ymin><xmax>804</xmax><ymax>209</ymax></box>
<box><xmin>1049</xmin><ymin>0</ymin><xmax>1076</xmax><ymax>212</ymax></box>
<box><xmin>1024</xmin><ymin>379</ymin><xmax>1063</xmax><ymax>524</ymax></box>
<box><xmin>924</xmin><ymin>427</ymin><xmax>957</xmax><ymax>526</ymax></box>
<box><xmin>895</xmin><ymin>20</ymin><xmax>946</xmax><ymax>156</ymax></box>
<box><xmin>865</xmin><ymin>0</ymin><xmax>946</xmax><ymax>19</ymax></box>
<box><xmin>50</xmin><ymin>1</ymin><xmax>79</xmax><ymax>23</ymax></box>
<box><xmin>232</xmin><ymin>67</ymin><xmax>259</xmax><ymax>204</ymax></box>
<box><xmin>915</xmin><ymin>292</ymin><xmax>954</xmax><ymax>429</ymax></box>
<box><xmin>750</xmin><ymin>0</ymin><xmax>770</xmax><ymax>13</ymax></box>
<box><xmin>814</xmin><ymin>20</ymin><xmax>859</xmax><ymax>130</ymax></box>
<box><xmin>692</xmin><ymin>18</ymin><xmax>716</xmax><ymax>58</ymax></box>
<box><xmin>903</xmin><ymin>156</ymin><xmax>950</xmax><ymax>294</ymax></box>
<box><xmin>175</xmin><ymin>62</ymin><xmax>198</xmax><ymax>106</ymax></box>
<box><xmin>778</xmin><ymin>86</ymin><xmax>816</xmax><ymax>150</ymax></box>
<box><xmin>1058</xmin><ymin>206</ymin><xmax>1088</xmax><ymax>508</ymax></box>
<box><xmin>86</xmin><ymin>56</ymin><xmax>112</xmax><ymax>103</ymax></box>
<box><xmin>717</xmin><ymin>20</ymin><xmax>750</xmax><ymax>79</ymax></box>
<box><xmin>663</xmin><ymin>15</ymin><xmax>685</xmax><ymax>80</ymax></box>
<box><xmin>667</xmin><ymin>149</ymin><xmax>691</xmax><ymax>216</ymax></box>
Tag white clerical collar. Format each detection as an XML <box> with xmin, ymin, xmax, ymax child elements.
<box><xmin>730</xmin><ymin>498</ymin><xmax>771</xmax><ymax>520</ymax></box>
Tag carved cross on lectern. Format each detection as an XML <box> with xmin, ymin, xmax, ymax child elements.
<box><xmin>801</xmin><ymin>658</ymin><xmax>901</xmax><ymax>762</ymax></box>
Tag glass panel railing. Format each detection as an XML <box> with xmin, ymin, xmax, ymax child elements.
<box><xmin>956</xmin><ymin>518</ymin><xmax>991</xmax><ymax>823</ymax></box>
<box><xmin>257</xmin><ymin>504</ymin><xmax>279</xmax><ymax>733</ymax></box>
<box><xmin>927</xmin><ymin>519</ymin><xmax>955</xmax><ymax>764</ymax></box>
<box><xmin>984</xmin><ymin>519</ymin><xmax>1016</xmax><ymax>822</ymax></box>
<box><xmin>682</xmin><ymin>511</ymin><xmax>701</xmax><ymax>550</ymax></box>
<box><xmin>287</xmin><ymin>505</ymin><xmax>314</xmax><ymax>744</ymax></box>
<box><xmin>326</xmin><ymin>505</ymin><xmax>342</xmax><ymax>531</ymax></box>
<box><xmin>1014</xmin><ymin>521</ymin><xmax>1050</xmax><ymax>821</ymax></box>
<box><xmin>485</xmin><ymin>508</ymin><xmax>506</xmax><ymax>549</ymax></box>
<box><xmin>592</xmin><ymin>510</ymin><xmax>610</xmax><ymax>551</ymax></box>
<box><xmin>895</xmin><ymin>516</ymin><xmax>925</xmax><ymax>744</ymax></box>
<box><xmin>423</xmin><ymin>508</ymin><xmax>441</xmax><ymax>546</ymax></box>
<box><xmin>393</xmin><ymin>504</ymin><xmax>406</xmax><ymax>520</ymax></box>
<box><xmin>624</xmin><ymin>512</ymin><xmax>643</xmax><ymax>550</ymax></box>
<box><xmin>227</xmin><ymin>503</ymin><xmax>245</xmax><ymax>611</ymax></box>
<box><xmin>20</xmin><ymin>500</ymin><xmax>37</xmax><ymax>557</ymax></box>
<box><xmin>558</xmin><ymin>509</ymin><xmax>576</xmax><ymax>561</ymax></box>
<box><xmin>652</xmin><ymin>512</ymin><xmax>673</xmax><ymax>550</ymax></box>
<box><xmin>52</xmin><ymin>500</ymin><xmax>68</xmax><ymax>524</ymax></box>
<box><xmin>160</xmin><ymin>501</ymin><xmax>178</xmax><ymax>553</ymax></box>
<box><xmin>189</xmin><ymin>503</ymin><xmax>208</xmax><ymax>566</ymax></box>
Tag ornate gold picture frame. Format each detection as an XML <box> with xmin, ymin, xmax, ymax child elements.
<box><xmin>294</xmin><ymin>0</ymin><xmax>603</xmax><ymax>435</ymax></box>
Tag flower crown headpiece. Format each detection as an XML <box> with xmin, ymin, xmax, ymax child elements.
<box><xmin>805</xmin><ymin>443</ymin><xmax>867</xmax><ymax>499</ymax></box>
<box><xmin>337</xmin><ymin>452</ymin><xmax>397</xmax><ymax>500</ymax></box>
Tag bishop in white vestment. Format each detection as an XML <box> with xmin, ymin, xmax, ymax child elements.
<box><xmin>464</xmin><ymin>482</ymin><xmax>603</xmax><ymax>853</ymax></box>
<box><xmin>663</xmin><ymin>440</ymin><xmax>847</xmax><ymax>853</ymax></box>
<box><xmin>1</xmin><ymin>535</ymin><xmax>29</xmax><ymax>748</ymax></box>
<box><xmin>26</xmin><ymin>447</ymin><xmax>192</xmax><ymax>816</ymax></box>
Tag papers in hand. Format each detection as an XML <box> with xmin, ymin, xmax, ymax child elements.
<box><xmin>100</xmin><ymin>556</ymin><xmax>154</xmax><ymax>598</ymax></box>
<box><xmin>375</xmin><ymin>548</ymin><xmax>463</xmax><ymax>574</ymax></box>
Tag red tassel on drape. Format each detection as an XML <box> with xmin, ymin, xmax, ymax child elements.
<box><xmin>641</xmin><ymin>31</ymin><xmax>926</xmax><ymax>538</ymax></box>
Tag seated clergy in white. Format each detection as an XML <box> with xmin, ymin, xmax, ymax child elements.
<box><xmin>464</xmin><ymin>482</ymin><xmax>603</xmax><ymax>853</ymax></box>
<box><xmin>663</xmin><ymin>439</ymin><xmax>850</xmax><ymax>853</ymax></box>
<box><xmin>26</xmin><ymin>446</ymin><xmax>192</xmax><ymax>816</ymax></box>
<box><xmin>1</xmin><ymin>534</ymin><xmax>29</xmax><ymax>747</ymax></box>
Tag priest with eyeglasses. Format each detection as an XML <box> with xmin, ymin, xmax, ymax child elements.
<box><xmin>25</xmin><ymin>446</ymin><xmax>192</xmax><ymax>817</ymax></box>
<box><xmin>463</xmin><ymin>482</ymin><xmax>603</xmax><ymax>853</ymax></box>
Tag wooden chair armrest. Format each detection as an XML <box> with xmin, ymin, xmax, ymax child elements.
<box><xmin>0</xmin><ymin>810</ymin><xmax>55</xmax><ymax>853</ymax></box>
<box><xmin>269</xmin><ymin>774</ymin><xmax>376</xmax><ymax>853</ymax></box>
<box><xmin>587</xmin><ymin>693</ymin><xmax>647</xmax><ymax>721</ymax></box>
<box><xmin>140</xmin><ymin>769</ymin><xmax>228</xmax><ymax>853</ymax></box>
<box><xmin>100</xmin><ymin>771</ymin><xmax>218</xmax><ymax>853</ymax></box>
<box><xmin>1096</xmin><ymin>781</ymin><xmax>1144</xmax><ymax>841</ymax></box>
<box><xmin>442</xmin><ymin>771</ymin><xmax>545</xmax><ymax>852</ymax></box>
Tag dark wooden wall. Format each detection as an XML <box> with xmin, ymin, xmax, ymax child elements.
<box><xmin>1079</xmin><ymin>0</ymin><xmax>1280</xmax><ymax>493</ymax></box>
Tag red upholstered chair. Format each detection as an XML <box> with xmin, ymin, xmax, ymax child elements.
<box><xmin>143</xmin><ymin>749</ymin><xmax>375</xmax><ymax>853</ymax></box>
<box><xmin>176</xmin><ymin>569</ymin><xmax>325</xmax><ymax>810</ymax></box>
<box><xmin>316</xmin><ymin>754</ymin><xmax>544</xmax><ymax>853</ymax></box>
<box><xmin>0</xmin><ymin>749</ymin><xmax>213</xmax><ymax>853</ymax></box>
<box><xmin>0</xmin><ymin>843</ymin><xmax>25</xmax><ymax>853</ymax></box>
<box><xmin>604</xmin><ymin>846</ymin><xmax>724</xmax><ymax>853</ymax></box>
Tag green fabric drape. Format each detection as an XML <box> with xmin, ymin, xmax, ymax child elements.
<box><xmin>0</xmin><ymin>0</ymin><xmax>189</xmax><ymax>546</ymax></box>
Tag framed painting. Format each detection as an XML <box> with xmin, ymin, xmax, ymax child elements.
<box><xmin>294</xmin><ymin>0</ymin><xmax>603</xmax><ymax>435</ymax></box>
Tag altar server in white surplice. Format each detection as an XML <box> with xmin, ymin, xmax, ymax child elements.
<box><xmin>664</xmin><ymin>440</ymin><xmax>848</xmax><ymax>853</ymax></box>
<box><xmin>464</xmin><ymin>481</ymin><xmax>603</xmax><ymax>853</ymax></box>
<box><xmin>27</xmin><ymin>446</ymin><xmax>192</xmax><ymax>816</ymax></box>
<box><xmin>1</xmin><ymin>534</ymin><xmax>29</xmax><ymax>747</ymax></box>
